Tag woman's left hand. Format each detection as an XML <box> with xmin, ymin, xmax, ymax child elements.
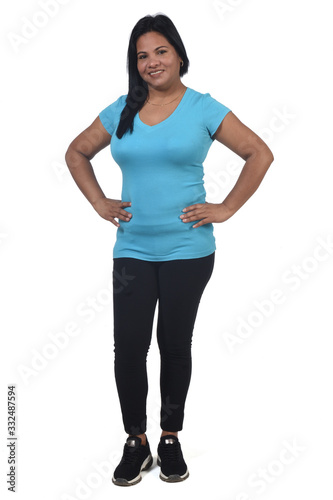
<box><xmin>180</xmin><ymin>202</ymin><xmax>234</xmax><ymax>228</ymax></box>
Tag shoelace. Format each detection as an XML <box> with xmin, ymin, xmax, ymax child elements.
<box><xmin>121</xmin><ymin>443</ymin><xmax>141</xmax><ymax>465</ymax></box>
<box><xmin>162</xmin><ymin>441</ymin><xmax>181</xmax><ymax>461</ymax></box>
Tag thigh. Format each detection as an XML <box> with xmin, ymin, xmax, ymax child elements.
<box><xmin>112</xmin><ymin>258</ymin><xmax>159</xmax><ymax>352</ymax></box>
<box><xmin>156</xmin><ymin>252</ymin><xmax>215</xmax><ymax>346</ymax></box>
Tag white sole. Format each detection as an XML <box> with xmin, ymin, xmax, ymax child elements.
<box><xmin>112</xmin><ymin>453</ymin><xmax>153</xmax><ymax>486</ymax></box>
<box><xmin>157</xmin><ymin>455</ymin><xmax>190</xmax><ymax>482</ymax></box>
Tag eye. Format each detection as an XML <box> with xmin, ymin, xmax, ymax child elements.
<box><xmin>138</xmin><ymin>50</ymin><xmax>167</xmax><ymax>60</ymax></box>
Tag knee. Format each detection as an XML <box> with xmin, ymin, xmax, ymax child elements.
<box><xmin>159</xmin><ymin>342</ymin><xmax>192</xmax><ymax>360</ymax></box>
<box><xmin>114</xmin><ymin>342</ymin><xmax>151</xmax><ymax>363</ymax></box>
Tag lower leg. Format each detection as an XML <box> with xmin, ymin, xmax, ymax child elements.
<box><xmin>161</xmin><ymin>430</ymin><xmax>178</xmax><ymax>438</ymax></box>
<box><xmin>129</xmin><ymin>432</ymin><xmax>147</xmax><ymax>445</ymax></box>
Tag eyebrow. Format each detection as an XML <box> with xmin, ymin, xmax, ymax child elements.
<box><xmin>137</xmin><ymin>45</ymin><xmax>168</xmax><ymax>56</ymax></box>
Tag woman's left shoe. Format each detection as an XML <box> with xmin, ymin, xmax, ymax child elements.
<box><xmin>157</xmin><ymin>435</ymin><xmax>190</xmax><ymax>482</ymax></box>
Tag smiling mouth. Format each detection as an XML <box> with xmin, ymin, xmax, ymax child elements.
<box><xmin>149</xmin><ymin>70</ymin><xmax>164</xmax><ymax>75</ymax></box>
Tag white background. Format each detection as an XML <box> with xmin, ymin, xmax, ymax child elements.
<box><xmin>1</xmin><ymin>0</ymin><xmax>332</xmax><ymax>499</ymax></box>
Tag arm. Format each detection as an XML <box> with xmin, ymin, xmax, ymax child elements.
<box><xmin>65</xmin><ymin>117</ymin><xmax>132</xmax><ymax>226</ymax></box>
<box><xmin>181</xmin><ymin>111</ymin><xmax>274</xmax><ymax>227</ymax></box>
<box><xmin>65</xmin><ymin>116</ymin><xmax>110</xmax><ymax>205</ymax></box>
<box><xmin>213</xmin><ymin>111</ymin><xmax>274</xmax><ymax>218</ymax></box>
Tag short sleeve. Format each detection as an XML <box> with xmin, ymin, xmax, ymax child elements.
<box><xmin>202</xmin><ymin>93</ymin><xmax>231</xmax><ymax>139</ymax></box>
<box><xmin>99</xmin><ymin>95</ymin><xmax>126</xmax><ymax>136</ymax></box>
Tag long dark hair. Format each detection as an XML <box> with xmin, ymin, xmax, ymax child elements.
<box><xmin>115</xmin><ymin>13</ymin><xmax>190</xmax><ymax>139</ymax></box>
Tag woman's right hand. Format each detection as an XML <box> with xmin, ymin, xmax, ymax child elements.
<box><xmin>92</xmin><ymin>197</ymin><xmax>132</xmax><ymax>227</ymax></box>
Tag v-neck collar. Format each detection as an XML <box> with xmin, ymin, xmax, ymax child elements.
<box><xmin>136</xmin><ymin>87</ymin><xmax>190</xmax><ymax>130</ymax></box>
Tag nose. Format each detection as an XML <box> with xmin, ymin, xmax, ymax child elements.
<box><xmin>147</xmin><ymin>56</ymin><xmax>160</xmax><ymax>68</ymax></box>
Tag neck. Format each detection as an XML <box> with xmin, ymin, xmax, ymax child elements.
<box><xmin>147</xmin><ymin>82</ymin><xmax>186</xmax><ymax>103</ymax></box>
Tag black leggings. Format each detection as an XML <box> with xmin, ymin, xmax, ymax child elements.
<box><xmin>112</xmin><ymin>251</ymin><xmax>215</xmax><ymax>435</ymax></box>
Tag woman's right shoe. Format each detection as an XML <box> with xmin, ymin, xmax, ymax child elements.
<box><xmin>112</xmin><ymin>435</ymin><xmax>153</xmax><ymax>486</ymax></box>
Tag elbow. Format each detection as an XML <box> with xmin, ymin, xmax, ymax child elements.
<box><xmin>243</xmin><ymin>143</ymin><xmax>274</xmax><ymax>165</ymax></box>
<box><xmin>65</xmin><ymin>144</ymin><xmax>94</xmax><ymax>164</ymax></box>
<box><xmin>263</xmin><ymin>142</ymin><xmax>274</xmax><ymax>164</ymax></box>
<box><xmin>266</xmin><ymin>150</ymin><xmax>274</xmax><ymax>169</ymax></box>
<box><xmin>260</xmin><ymin>146</ymin><xmax>274</xmax><ymax>169</ymax></box>
<box><xmin>65</xmin><ymin>145</ymin><xmax>80</xmax><ymax>171</ymax></box>
<box><xmin>266</xmin><ymin>147</ymin><xmax>274</xmax><ymax>165</ymax></box>
<box><xmin>246</xmin><ymin>147</ymin><xmax>274</xmax><ymax>168</ymax></box>
<box><xmin>64</xmin><ymin>146</ymin><xmax>73</xmax><ymax>167</ymax></box>
<box><xmin>262</xmin><ymin>150</ymin><xmax>274</xmax><ymax>176</ymax></box>
<box><xmin>250</xmin><ymin>147</ymin><xmax>274</xmax><ymax>176</ymax></box>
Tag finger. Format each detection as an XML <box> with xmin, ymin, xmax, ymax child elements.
<box><xmin>183</xmin><ymin>205</ymin><xmax>207</xmax><ymax>217</ymax></box>
<box><xmin>104</xmin><ymin>215</ymin><xmax>119</xmax><ymax>227</ymax></box>
<box><xmin>182</xmin><ymin>203</ymin><xmax>203</xmax><ymax>213</ymax></box>
<box><xmin>193</xmin><ymin>218</ymin><xmax>209</xmax><ymax>228</ymax></box>
<box><xmin>110</xmin><ymin>217</ymin><xmax>120</xmax><ymax>227</ymax></box>
<box><xmin>121</xmin><ymin>210</ymin><xmax>133</xmax><ymax>220</ymax></box>
<box><xmin>181</xmin><ymin>208</ymin><xmax>206</xmax><ymax>222</ymax></box>
<box><xmin>102</xmin><ymin>212</ymin><xmax>121</xmax><ymax>225</ymax></box>
<box><xmin>120</xmin><ymin>210</ymin><xmax>132</xmax><ymax>218</ymax></box>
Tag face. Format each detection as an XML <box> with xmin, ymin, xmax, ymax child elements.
<box><xmin>136</xmin><ymin>31</ymin><xmax>182</xmax><ymax>89</ymax></box>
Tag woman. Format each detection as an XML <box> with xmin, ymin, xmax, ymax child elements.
<box><xmin>65</xmin><ymin>13</ymin><xmax>274</xmax><ymax>487</ymax></box>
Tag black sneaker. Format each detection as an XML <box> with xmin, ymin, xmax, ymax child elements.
<box><xmin>157</xmin><ymin>435</ymin><xmax>189</xmax><ymax>482</ymax></box>
<box><xmin>112</xmin><ymin>436</ymin><xmax>153</xmax><ymax>486</ymax></box>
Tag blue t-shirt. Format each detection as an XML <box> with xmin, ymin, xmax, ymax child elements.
<box><xmin>99</xmin><ymin>86</ymin><xmax>231</xmax><ymax>261</ymax></box>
